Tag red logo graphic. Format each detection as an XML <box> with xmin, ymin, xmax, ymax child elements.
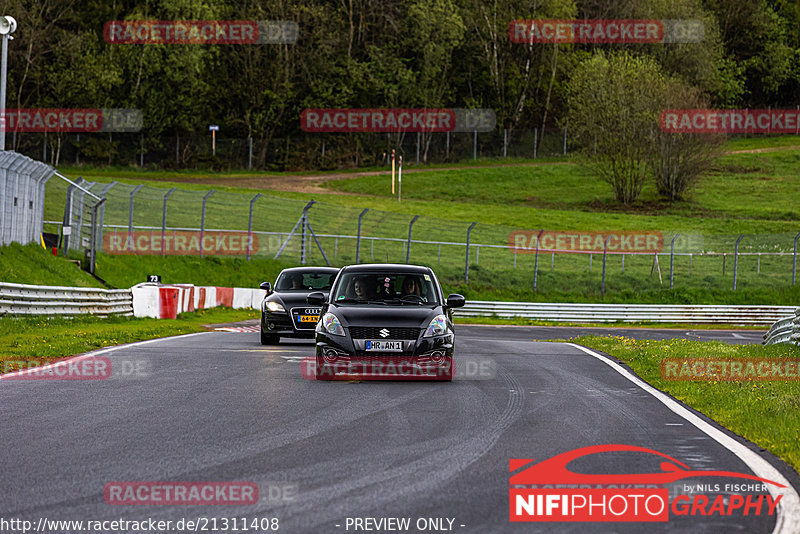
<box><xmin>509</xmin><ymin>445</ymin><xmax>784</xmax><ymax>522</ymax></box>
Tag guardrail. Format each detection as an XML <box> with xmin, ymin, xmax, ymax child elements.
<box><xmin>0</xmin><ymin>282</ymin><xmax>133</xmax><ymax>316</ymax></box>
<box><xmin>763</xmin><ymin>308</ymin><xmax>800</xmax><ymax>345</ymax></box>
<box><xmin>457</xmin><ymin>301</ymin><xmax>796</xmax><ymax>325</ymax></box>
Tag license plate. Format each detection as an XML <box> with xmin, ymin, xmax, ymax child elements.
<box><xmin>297</xmin><ymin>315</ymin><xmax>319</xmax><ymax>323</ymax></box>
<box><xmin>365</xmin><ymin>340</ymin><xmax>403</xmax><ymax>352</ymax></box>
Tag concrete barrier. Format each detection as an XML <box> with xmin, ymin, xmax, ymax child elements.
<box><xmin>131</xmin><ymin>283</ymin><xmax>266</xmax><ymax>319</ymax></box>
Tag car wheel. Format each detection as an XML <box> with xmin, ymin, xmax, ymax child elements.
<box><xmin>315</xmin><ymin>356</ymin><xmax>333</xmax><ymax>380</ymax></box>
<box><xmin>260</xmin><ymin>331</ymin><xmax>279</xmax><ymax>345</ymax></box>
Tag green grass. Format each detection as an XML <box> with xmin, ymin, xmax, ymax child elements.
<box><xmin>563</xmin><ymin>336</ymin><xmax>800</xmax><ymax>471</ymax></box>
<box><xmin>0</xmin><ymin>307</ymin><xmax>258</xmax><ymax>374</ymax></box>
<box><xmin>95</xmin><ymin>252</ymin><xmax>292</xmax><ymax>289</ymax></box>
<box><xmin>30</xmin><ymin>135</ymin><xmax>800</xmax><ymax>303</ymax></box>
<box><xmin>0</xmin><ymin>243</ymin><xmax>103</xmax><ymax>287</ymax></box>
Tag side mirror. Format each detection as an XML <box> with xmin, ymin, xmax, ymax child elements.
<box><xmin>260</xmin><ymin>282</ymin><xmax>272</xmax><ymax>293</ymax></box>
<box><xmin>445</xmin><ymin>294</ymin><xmax>465</xmax><ymax>308</ymax></box>
<box><xmin>307</xmin><ymin>292</ymin><xmax>326</xmax><ymax>305</ymax></box>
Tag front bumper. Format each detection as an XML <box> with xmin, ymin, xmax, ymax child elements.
<box><xmin>314</xmin><ymin>330</ymin><xmax>454</xmax><ymax>379</ymax></box>
<box><xmin>261</xmin><ymin>311</ymin><xmax>316</xmax><ymax>338</ymax></box>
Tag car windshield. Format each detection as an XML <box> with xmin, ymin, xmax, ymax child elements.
<box><xmin>332</xmin><ymin>271</ymin><xmax>439</xmax><ymax>305</ymax></box>
<box><xmin>275</xmin><ymin>271</ymin><xmax>336</xmax><ymax>292</ymax></box>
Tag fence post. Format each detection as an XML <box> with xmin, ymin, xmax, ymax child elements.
<box><xmin>533</xmin><ymin>128</ymin><xmax>538</xmax><ymax>158</ymax></box>
<box><xmin>733</xmin><ymin>234</ymin><xmax>744</xmax><ymax>290</ymax></box>
<box><xmin>89</xmin><ymin>199</ymin><xmax>105</xmax><ymax>274</ymax></box>
<box><xmin>62</xmin><ymin>177</ymin><xmax>82</xmax><ymax>255</ymax></box>
<box><xmin>465</xmin><ymin>222</ymin><xmax>477</xmax><ymax>282</ymax></box>
<box><xmin>247</xmin><ymin>193</ymin><xmax>261</xmax><ymax>260</ymax></box>
<box><xmin>199</xmin><ymin>190</ymin><xmax>215</xmax><ymax>258</ymax></box>
<box><xmin>563</xmin><ymin>127</ymin><xmax>567</xmax><ymax>155</ymax></box>
<box><xmin>406</xmin><ymin>215</ymin><xmax>419</xmax><ymax>263</ymax></box>
<box><xmin>161</xmin><ymin>187</ymin><xmax>176</xmax><ymax>256</ymax></box>
<box><xmin>248</xmin><ymin>137</ymin><xmax>253</xmax><ymax>170</ymax></box>
<box><xmin>355</xmin><ymin>208</ymin><xmax>369</xmax><ymax>263</ymax></box>
<box><xmin>670</xmin><ymin>234</ymin><xmax>679</xmax><ymax>290</ymax></box>
<box><xmin>140</xmin><ymin>134</ymin><xmax>144</xmax><ymax>167</ymax></box>
<box><xmin>601</xmin><ymin>235</ymin><xmax>612</xmax><ymax>296</ymax></box>
<box><xmin>128</xmin><ymin>184</ymin><xmax>143</xmax><ymax>235</ymax></box>
<box><xmin>793</xmin><ymin>231</ymin><xmax>800</xmax><ymax>285</ymax></box>
<box><xmin>96</xmin><ymin>181</ymin><xmax>117</xmax><ymax>253</ymax></box>
<box><xmin>503</xmin><ymin>128</ymin><xmax>507</xmax><ymax>158</ymax></box>
<box><xmin>533</xmin><ymin>229</ymin><xmax>544</xmax><ymax>292</ymax></box>
<box><xmin>416</xmin><ymin>132</ymin><xmax>420</xmax><ymax>164</ymax></box>
<box><xmin>446</xmin><ymin>131</ymin><xmax>450</xmax><ymax>160</ymax></box>
<box><xmin>473</xmin><ymin>130</ymin><xmax>477</xmax><ymax>160</ymax></box>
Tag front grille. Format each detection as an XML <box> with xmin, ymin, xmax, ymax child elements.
<box><xmin>348</xmin><ymin>326</ymin><xmax>421</xmax><ymax>340</ymax></box>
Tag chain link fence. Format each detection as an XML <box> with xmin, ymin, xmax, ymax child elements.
<box><xmin>42</xmin><ymin>178</ymin><xmax>800</xmax><ymax>295</ymax></box>
<box><xmin>11</xmin><ymin>127</ymin><xmax>574</xmax><ymax>171</ymax></box>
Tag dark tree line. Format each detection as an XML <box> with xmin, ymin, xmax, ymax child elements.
<box><xmin>0</xmin><ymin>0</ymin><xmax>797</xmax><ymax>178</ymax></box>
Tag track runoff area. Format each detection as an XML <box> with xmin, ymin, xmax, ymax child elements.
<box><xmin>1</xmin><ymin>322</ymin><xmax>798</xmax><ymax>534</ymax></box>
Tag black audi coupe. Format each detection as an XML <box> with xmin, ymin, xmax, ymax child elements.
<box><xmin>307</xmin><ymin>264</ymin><xmax>465</xmax><ymax>380</ymax></box>
<box><xmin>259</xmin><ymin>267</ymin><xmax>339</xmax><ymax>344</ymax></box>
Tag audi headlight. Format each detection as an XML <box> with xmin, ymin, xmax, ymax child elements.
<box><xmin>423</xmin><ymin>314</ymin><xmax>448</xmax><ymax>337</ymax></box>
<box><xmin>265</xmin><ymin>301</ymin><xmax>285</xmax><ymax>313</ymax></box>
<box><xmin>320</xmin><ymin>312</ymin><xmax>345</xmax><ymax>336</ymax></box>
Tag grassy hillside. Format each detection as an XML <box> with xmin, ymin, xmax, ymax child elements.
<box><xmin>0</xmin><ymin>243</ymin><xmax>103</xmax><ymax>288</ymax></box>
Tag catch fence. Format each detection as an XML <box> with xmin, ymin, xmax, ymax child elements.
<box><xmin>43</xmin><ymin>179</ymin><xmax>800</xmax><ymax>295</ymax></box>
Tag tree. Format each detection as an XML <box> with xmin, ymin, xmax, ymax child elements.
<box><xmin>565</xmin><ymin>51</ymin><xmax>665</xmax><ymax>204</ymax></box>
<box><xmin>650</xmin><ymin>82</ymin><xmax>723</xmax><ymax>201</ymax></box>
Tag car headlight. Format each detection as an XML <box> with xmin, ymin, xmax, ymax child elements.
<box><xmin>265</xmin><ymin>301</ymin><xmax>285</xmax><ymax>313</ymax></box>
<box><xmin>320</xmin><ymin>312</ymin><xmax>345</xmax><ymax>336</ymax></box>
<box><xmin>423</xmin><ymin>314</ymin><xmax>448</xmax><ymax>337</ymax></box>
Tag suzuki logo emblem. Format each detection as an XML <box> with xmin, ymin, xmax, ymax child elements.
<box><xmin>379</xmin><ymin>328</ymin><xmax>390</xmax><ymax>338</ymax></box>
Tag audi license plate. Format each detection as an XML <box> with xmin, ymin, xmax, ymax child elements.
<box><xmin>296</xmin><ymin>315</ymin><xmax>319</xmax><ymax>323</ymax></box>
<box><xmin>365</xmin><ymin>340</ymin><xmax>403</xmax><ymax>352</ymax></box>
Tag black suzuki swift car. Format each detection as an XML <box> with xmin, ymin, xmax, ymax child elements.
<box><xmin>307</xmin><ymin>264</ymin><xmax>465</xmax><ymax>380</ymax></box>
<box><xmin>259</xmin><ymin>267</ymin><xmax>339</xmax><ymax>344</ymax></box>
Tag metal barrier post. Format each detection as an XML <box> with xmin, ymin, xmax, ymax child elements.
<box><xmin>733</xmin><ymin>234</ymin><xmax>744</xmax><ymax>290</ymax></box>
<box><xmin>601</xmin><ymin>235</ymin><xmax>612</xmax><ymax>296</ymax></box>
<box><xmin>406</xmin><ymin>215</ymin><xmax>419</xmax><ymax>263</ymax></box>
<box><xmin>199</xmin><ymin>190</ymin><xmax>215</xmax><ymax>258</ymax></box>
<box><xmin>161</xmin><ymin>187</ymin><xmax>176</xmax><ymax>256</ymax></box>
<box><xmin>247</xmin><ymin>193</ymin><xmax>261</xmax><ymax>260</ymax></box>
<box><xmin>355</xmin><ymin>208</ymin><xmax>369</xmax><ymax>263</ymax></box>
<box><xmin>465</xmin><ymin>222</ymin><xmax>477</xmax><ymax>282</ymax></box>
<box><xmin>670</xmin><ymin>234</ymin><xmax>679</xmax><ymax>290</ymax></box>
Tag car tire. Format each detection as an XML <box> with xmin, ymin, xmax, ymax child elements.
<box><xmin>260</xmin><ymin>331</ymin><xmax>279</xmax><ymax>345</ymax></box>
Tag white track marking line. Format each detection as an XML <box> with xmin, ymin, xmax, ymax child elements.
<box><xmin>567</xmin><ymin>343</ymin><xmax>800</xmax><ymax>534</ymax></box>
<box><xmin>1</xmin><ymin>332</ymin><xmax>212</xmax><ymax>381</ymax></box>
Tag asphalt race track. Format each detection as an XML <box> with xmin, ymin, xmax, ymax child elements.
<box><xmin>1</xmin><ymin>326</ymin><xmax>798</xmax><ymax>533</ymax></box>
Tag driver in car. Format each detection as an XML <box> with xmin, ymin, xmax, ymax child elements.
<box><xmin>401</xmin><ymin>276</ymin><xmax>424</xmax><ymax>301</ymax></box>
